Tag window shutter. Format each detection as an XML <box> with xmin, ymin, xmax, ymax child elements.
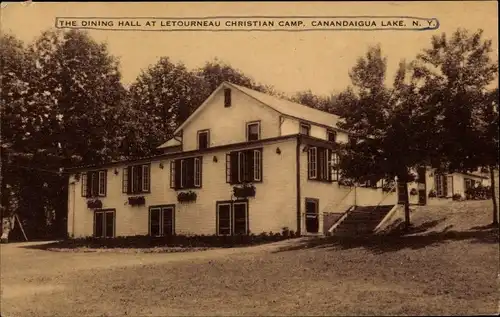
<box><xmin>230</xmin><ymin>151</ymin><xmax>239</xmax><ymax>184</ymax></box>
<box><xmin>89</xmin><ymin>172</ymin><xmax>98</xmax><ymax>197</ymax></box>
<box><xmin>226</xmin><ymin>153</ymin><xmax>231</xmax><ymax>183</ymax></box>
<box><xmin>308</xmin><ymin>147</ymin><xmax>317</xmax><ymax>179</ymax></box>
<box><xmin>317</xmin><ymin>147</ymin><xmax>325</xmax><ymax>180</ymax></box>
<box><xmin>127</xmin><ymin>166</ymin><xmax>133</xmax><ymax>194</ymax></box>
<box><xmin>81</xmin><ymin>173</ymin><xmax>88</xmax><ymax>197</ymax></box>
<box><xmin>174</xmin><ymin>160</ymin><xmax>182</xmax><ymax>188</ymax></box>
<box><xmin>238</xmin><ymin>152</ymin><xmax>246</xmax><ymax>183</ymax></box>
<box><xmin>246</xmin><ymin>150</ymin><xmax>254</xmax><ymax>182</ymax></box>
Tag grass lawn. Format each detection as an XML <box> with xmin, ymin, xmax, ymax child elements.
<box><xmin>1</xmin><ymin>200</ymin><xmax>498</xmax><ymax>316</ymax></box>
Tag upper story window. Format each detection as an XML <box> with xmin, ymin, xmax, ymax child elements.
<box><xmin>327</xmin><ymin>129</ymin><xmax>337</xmax><ymax>143</ymax></box>
<box><xmin>246</xmin><ymin>121</ymin><xmax>261</xmax><ymax>141</ymax></box>
<box><xmin>170</xmin><ymin>157</ymin><xmax>202</xmax><ymax>190</ymax></box>
<box><xmin>307</xmin><ymin>147</ymin><xmax>339</xmax><ymax>182</ymax></box>
<box><xmin>300</xmin><ymin>123</ymin><xmax>311</xmax><ymax>136</ymax></box>
<box><xmin>226</xmin><ymin>148</ymin><xmax>262</xmax><ymax>184</ymax></box>
<box><xmin>81</xmin><ymin>170</ymin><xmax>107</xmax><ymax>197</ymax></box>
<box><xmin>197</xmin><ymin>130</ymin><xmax>210</xmax><ymax>150</ymax></box>
<box><xmin>224</xmin><ymin>88</ymin><xmax>232</xmax><ymax>107</ymax></box>
<box><xmin>122</xmin><ymin>164</ymin><xmax>150</xmax><ymax>194</ymax></box>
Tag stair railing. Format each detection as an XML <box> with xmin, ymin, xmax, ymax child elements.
<box><xmin>371</xmin><ymin>182</ymin><xmax>398</xmax><ymax>213</ymax></box>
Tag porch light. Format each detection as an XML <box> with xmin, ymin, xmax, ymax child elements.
<box><xmin>159</xmin><ymin>162</ymin><xmax>164</xmax><ymax>169</ymax></box>
<box><xmin>114</xmin><ymin>168</ymin><xmax>119</xmax><ymax>175</ymax></box>
<box><xmin>213</xmin><ymin>156</ymin><xmax>218</xmax><ymax>163</ymax></box>
<box><xmin>276</xmin><ymin>147</ymin><xmax>281</xmax><ymax>155</ymax></box>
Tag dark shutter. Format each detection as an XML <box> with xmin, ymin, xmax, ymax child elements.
<box><xmin>174</xmin><ymin>160</ymin><xmax>182</xmax><ymax>188</ymax></box>
<box><xmin>317</xmin><ymin>148</ymin><xmax>325</xmax><ymax>181</ymax></box>
<box><xmin>86</xmin><ymin>172</ymin><xmax>92</xmax><ymax>197</ymax></box>
<box><xmin>127</xmin><ymin>166</ymin><xmax>133</xmax><ymax>194</ymax></box>
<box><xmin>230</xmin><ymin>151</ymin><xmax>239</xmax><ymax>184</ymax></box>
<box><xmin>94</xmin><ymin>212</ymin><xmax>104</xmax><ymax>238</ymax></box>
<box><xmin>91</xmin><ymin>171</ymin><xmax>99</xmax><ymax>197</ymax></box>
<box><xmin>246</xmin><ymin>150</ymin><xmax>254</xmax><ymax>182</ymax></box>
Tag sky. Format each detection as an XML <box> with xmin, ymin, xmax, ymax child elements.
<box><xmin>2</xmin><ymin>1</ymin><xmax>498</xmax><ymax>96</ymax></box>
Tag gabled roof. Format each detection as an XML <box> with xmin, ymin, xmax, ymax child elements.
<box><xmin>173</xmin><ymin>81</ymin><xmax>341</xmax><ymax>135</ymax></box>
<box><xmin>157</xmin><ymin>137</ymin><xmax>181</xmax><ymax>149</ymax></box>
<box><xmin>228</xmin><ymin>82</ymin><xmax>341</xmax><ymax>128</ymax></box>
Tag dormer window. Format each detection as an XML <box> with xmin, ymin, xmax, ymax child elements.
<box><xmin>197</xmin><ymin>130</ymin><xmax>210</xmax><ymax>150</ymax></box>
<box><xmin>300</xmin><ymin>123</ymin><xmax>310</xmax><ymax>136</ymax></box>
<box><xmin>246</xmin><ymin>121</ymin><xmax>261</xmax><ymax>141</ymax></box>
<box><xmin>224</xmin><ymin>88</ymin><xmax>232</xmax><ymax>107</ymax></box>
<box><xmin>327</xmin><ymin>129</ymin><xmax>337</xmax><ymax>143</ymax></box>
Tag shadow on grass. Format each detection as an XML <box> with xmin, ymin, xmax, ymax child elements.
<box><xmin>274</xmin><ymin>223</ymin><xmax>499</xmax><ymax>254</ymax></box>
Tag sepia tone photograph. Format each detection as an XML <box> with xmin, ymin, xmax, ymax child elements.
<box><xmin>0</xmin><ymin>1</ymin><xmax>498</xmax><ymax>316</ymax></box>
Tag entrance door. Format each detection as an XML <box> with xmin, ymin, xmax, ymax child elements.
<box><xmin>149</xmin><ymin>205</ymin><xmax>175</xmax><ymax>236</ymax></box>
<box><xmin>216</xmin><ymin>200</ymin><xmax>248</xmax><ymax>235</ymax></box>
<box><xmin>94</xmin><ymin>209</ymin><xmax>115</xmax><ymax>238</ymax></box>
<box><xmin>446</xmin><ymin>176</ymin><xmax>454</xmax><ymax>197</ymax></box>
<box><xmin>305</xmin><ymin>198</ymin><xmax>319</xmax><ymax>233</ymax></box>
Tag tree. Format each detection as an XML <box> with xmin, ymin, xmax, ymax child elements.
<box><xmin>128</xmin><ymin>57</ymin><xmax>207</xmax><ymax>154</ymax></box>
<box><xmin>291</xmin><ymin>90</ymin><xmax>340</xmax><ymax>113</ymax></box>
<box><xmin>413</xmin><ymin>28</ymin><xmax>499</xmax><ymax>225</ymax></box>
<box><xmin>336</xmin><ymin>45</ymin><xmax>426</xmax><ymax>229</ymax></box>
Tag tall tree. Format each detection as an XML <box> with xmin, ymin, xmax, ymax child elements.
<box><xmin>291</xmin><ymin>90</ymin><xmax>340</xmax><ymax>113</ymax></box>
<box><xmin>128</xmin><ymin>57</ymin><xmax>208</xmax><ymax>154</ymax></box>
<box><xmin>336</xmin><ymin>45</ymin><xmax>426</xmax><ymax>229</ymax></box>
<box><xmin>413</xmin><ymin>28</ymin><xmax>499</xmax><ymax>225</ymax></box>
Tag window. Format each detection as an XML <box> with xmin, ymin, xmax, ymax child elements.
<box><xmin>216</xmin><ymin>201</ymin><xmax>248</xmax><ymax>235</ymax></box>
<box><xmin>226</xmin><ymin>148</ymin><xmax>263</xmax><ymax>184</ymax></box>
<box><xmin>81</xmin><ymin>170</ymin><xmax>107</xmax><ymax>197</ymax></box>
<box><xmin>246</xmin><ymin>121</ymin><xmax>261</xmax><ymax>141</ymax></box>
<box><xmin>149</xmin><ymin>206</ymin><xmax>175</xmax><ymax>237</ymax></box>
<box><xmin>300</xmin><ymin>123</ymin><xmax>311</xmax><ymax>136</ymax></box>
<box><xmin>307</xmin><ymin>146</ymin><xmax>339</xmax><ymax>182</ymax></box>
<box><xmin>464</xmin><ymin>178</ymin><xmax>475</xmax><ymax>191</ymax></box>
<box><xmin>122</xmin><ymin>164</ymin><xmax>151</xmax><ymax>194</ymax></box>
<box><xmin>435</xmin><ymin>174</ymin><xmax>446</xmax><ymax>197</ymax></box>
<box><xmin>94</xmin><ymin>209</ymin><xmax>115</xmax><ymax>238</ymax></box>
<box><xmin>327</xmin><ymin>129</ymin><xmax>337</xmax><ymax>143</ymax></box>
<box><xmin>224</xmin><ymin>88</ymin><xmax>232</xmax><ymax>107</ymax></box>
<box><xmin>197</xmin><ymin>130</ymin><xmax>210</xmax><ymax>150</ymax></box>
<box><xmin>170</xmin><ymin>157</ymin><xmax>202</xmax><ymax>189</ymax></box>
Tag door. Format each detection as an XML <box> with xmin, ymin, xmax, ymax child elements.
<box><xmin>94</xmin><ymin>209</ymin><xmax>115</xmax><ymax>238</ymax></box>
<box><xmin>305</xmin><ymin>198</ymin><xmax>319</xmax><ymax>233</ymax></box>
<box><xmin>162</xmin><ymin>206</ymin><xmax>174</xmax><ymax>236</ymax></box>
<box><xmin>217</xmin><ymin>203</ymin><xmax>232</xmax><ymax>235</ymax></box>
<box><xmin>417</xmin><ymin>167</ymin><xmax>427</xmax><ymax>205</ymax></box>
<box><xmin>446</xmin><ymin>176</ymin><xmax>454</xmax><ymax>197</ymax></box>
<box><xmin>233</xmin><ymin>201</ymin><xmax>248</xmax><ymax>235</ymax></box>
<box><xmin>149</xmin><ymin>205</ymin><xmax>175</xmax><ymax>236</ymax></box>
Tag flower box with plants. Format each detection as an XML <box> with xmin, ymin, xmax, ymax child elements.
<box><xmin>87</xmin><ymin>199</ymin><xmax>103</xmax><ymax>209</ymax></box>
<box><xmin>382</xmin><ymin>183</ymin><xmax>396</xmax><ymax>193</ymax></box>
<box><xmin>177</xmin><ymin>191</ymin><xmax>197</xmax><ymax>203</ymax></box>
<box><xmin>233</xmin><ymin>183</ymin><xmax>256</xmax><ymax>198</ymax></box>
<box><xmin>428</xmin><ymin>189</ymin><xmax>437</xmax><ymax>198</ymax></box>
<box><xmin>128</xmin><ymin>196</ymin><xmax>146</xmax><ymax>206</ymax></box>
<box><xmin>409</xmin><ymin>188</ymin><xmax>418</xmax><ymax>196</ymax></box>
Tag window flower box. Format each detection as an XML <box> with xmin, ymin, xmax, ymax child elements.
<box><xmin>128</xmin><ymin>196</ymin><xmax>146</xmax><ymax>206</ymax></box>
<box><xmin>233</xmin><ymin>184</ymin><xmax>256</xmax><ymax>198</ymax></box>
<box><xmin>428</xmin><ymin>189</ymin><xmax>437</xmax><ymax>198</ymax></box>
<box><xmin>87</xmin><ymin>199</ymin><xmax>103</xmax><ymax>209</ymax></box>
<box><xmin>338</xmin><ymin>178</ymin><xmax>354</xmax><ymax>187</ymax></box>
<box><xmin>177</xmin><ymin>191</ymin><xmax>197</xmax><ymax>203</ymax></box>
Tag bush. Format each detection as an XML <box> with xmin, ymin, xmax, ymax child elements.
<box><xmin>47</xmin><ymin>231</ymin><xmax>296</xmax><ymax>250</ymax></box>
<box><xmin>428</xmin><ymin>189</ymin><xmax>437</xmax><ymax>198</ymax></box>
<box><xmin>465</xmin><ymin>185</ymin><xmax>492</xmax><ymax>200</ymax></box>
<box><xmin>452</xmin><ymin>193</ymin><xmax>463</xmax><ymax>201</ymax></box>
<box><xmin>409</xmin><ymin>188</ymin><xmax>418</xmax><ymax>196</ymax></box>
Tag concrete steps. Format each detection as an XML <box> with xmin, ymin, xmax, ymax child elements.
<box><xmin>332</xmin><ymin>205</ymin><xmax>394</xmax><ymax>237</ymax></box>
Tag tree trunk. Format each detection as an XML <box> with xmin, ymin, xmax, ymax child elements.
<box><xmin>397</xmin><ymin>179</ymin><xmax>411</xmax><ymax>231</ymax></box>
<box><xmin>490</xmin><ymin>167</ymin><xmax>498</xmax><ymax>226</ymax></box>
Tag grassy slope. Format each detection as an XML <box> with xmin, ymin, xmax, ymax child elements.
<box><xmin>1</xmin><ymin>201</ymin><xmax>498</xmax><ymax>316</ymax></box>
